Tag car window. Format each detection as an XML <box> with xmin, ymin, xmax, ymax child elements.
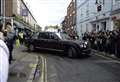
<box><xmin>60</xmin><ymin>33</ymin><xmax>71</xmax><ymax>40</ymax></box>
<box><xmin>49</xmin><ymin>33</ymin><xmax>59</xmax><ymax>40</ymax></box>
<box><xmin>32</xmin><ymin>33</ymin><xmax>39</xmax><ymax>39</ymax></box>
<box><xmin>38</xmin><ymin>33</ymin><xmax>49</xmax><ymax>39</ymax></box>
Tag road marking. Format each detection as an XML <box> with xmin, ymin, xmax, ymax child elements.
<box><xmin>94</xmin><ymin>53</ymin><xmax>120</xmax><ymax>64</ymax></box>
<box><xmin>40</xmin><ymin>56</ymin><xmax>48</xmax><ymax>82</ymax></box>
<box><xmin>40</xmin><ymin>56</ymin><xmax>45</xmax><ymax>82</ymax></box>
<box><xmin>27</xmin><ymin>56</ymin><xmax>38</xmax><ymax>82</ymax></box>
<box><xmin>45</xmin><ymin>58</ymin><xmax>48</xmax><ymax>82</ymax></box>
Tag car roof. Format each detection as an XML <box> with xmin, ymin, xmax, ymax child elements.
<box><xmin>39</xmin><ymin>31</ymin><xmax>56</xmax><ymax>33</ymax></box>
<box><xmin>38</xmin><ymin>32</ymin><xmax>62</xmax><ymax>39</ymax></box>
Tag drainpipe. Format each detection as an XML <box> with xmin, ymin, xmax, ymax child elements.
<box><xmin>3</xmin><ymin>0</ymin><xmax>5</xmax><ymax>29</ymax></box>
<box><xmin>110</xmin><ymin>0</ymin><xmax>113</xmax><ymax>30</ymax></box>
<box><xmin>0</xmin><ymin>0</ymin><xmax>1</xmax><ymax>24</ymax></box>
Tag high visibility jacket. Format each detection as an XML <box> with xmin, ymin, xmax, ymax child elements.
<box><xmin>19</xmin><ymin>32</ymin><xmax>23</xmax><ymax>39</ymax></box>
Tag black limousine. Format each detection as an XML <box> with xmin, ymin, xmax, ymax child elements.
<box><xmin>25</xmin><ymin>32</ymin><xmax>91</xmax><ymax>58</ymax></box>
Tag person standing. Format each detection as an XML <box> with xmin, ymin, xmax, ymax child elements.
<box><xmin>18</xmin><ymin>31</ymin><xmax>24</xmax><ymax>45</ymax></box>
<box><xmin>0</xmin><ymin>24</ymin><xmax>9</xmax><ymax>82</ymax></box>
<box><xmin>4</xmin><ymin>22</ymin><xmax>16</xmax><ymax>64</ymax></box>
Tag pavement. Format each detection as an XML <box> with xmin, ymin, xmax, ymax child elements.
<box><xmin>8</xmin><ymin>45</ymin><xmax>39</xmax><ymax>82</ymax></box>
<box><xmin>92</xmin><ymin>49</ymin><xmax>120</xmax><ymax>61</ymax></box>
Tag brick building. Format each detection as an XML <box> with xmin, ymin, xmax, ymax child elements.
<box><xmin>62</xmin><ymin>0</ymin><xmax>76</xmax><ymax>38</ymax></box>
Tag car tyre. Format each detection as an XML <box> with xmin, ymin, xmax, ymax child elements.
<box><xmin>68</xmin><ymin>47</ymin><xmax>77</xmax><ymax>58</ymax></box>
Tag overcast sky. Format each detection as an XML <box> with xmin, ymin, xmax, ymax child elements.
<box><xmin>24</xmin><ymin>0</ymin><xmax>71</xmax><ymax>28</ymax></box>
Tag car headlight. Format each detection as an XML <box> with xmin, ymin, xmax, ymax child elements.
<box><xmin>83</xmin><ymin>44</ymin><xmax>87</xmax><ymax>48</ymax></box>
<box><xmin>84</xmin><ymin>41</ymin><xmax>88</xmax><ymax>45</ymax></box>
<box><xmin>80</xmin><ymin>44</ymin><xmax>87</xmax><ymax>48</ymax></box>
<box><xmin>80</xmin><ymin>44</ymin><xmax>84</xmax><ymax>47</ymax></box>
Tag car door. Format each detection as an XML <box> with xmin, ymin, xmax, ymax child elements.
<box><xmin>31</xmin><ymin>33</ymin><xmax>39</xmax><ymax>47</ymax></box>
<box><xmin>47</xmin><ymin>33</ymin><xmax>63</xmax><ymax>51</ymax></box>
<box><xmin>37</xmin><ymin>32</ymin><xmax>49</xmax><ymax>49</ymax></box>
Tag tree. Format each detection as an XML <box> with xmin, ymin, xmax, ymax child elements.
<box><xmin>44</xmin><ymin>25</ymin><xmax>60</xmax><ymax>31</ymax></box>
<box><xmin>36</xmin><ymin>25</ymin><xmax>42</xmax><ymax>31</ymax></box>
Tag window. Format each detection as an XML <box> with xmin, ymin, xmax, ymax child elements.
<box><xmin>86</xmin><ymin>24</ymin><xmax>88</xmax><ymax>32</ymax></box>
<box><xmin>38</xmin><ymin>33</ymin><xmax>49</xmax><ymax>39</ymax></box>
<box><xmin>86</xmin><ymin>3</ymin><xmax>89</xmax><ymax>16</ymax></box>
<box><xmin>73</xmin><ymin>11</ymin><xmax>75</xmax><ymax>14</ymax></box>
<box><xmin>72</xmin><ymin>0</ymin><xmax>75</xmax><ymax>2</ymax></box>
<box><xmin>115</xmin><ymin>0</ymin><xmax>120</xmax><ymax>3</ymax></box>
<box><xmin>49</xmin><ymin>33</ymin><xmax>59</xmax><ymax>40</ymax></box>
<box><xmin>97</xmin><ymin>5</ymin><xmax>102</xmax><ymax>12</ymax></box>
<box><xmin>95</xmin><ymin>0</ymin><xmax>104</xmax><ymax>5</ymax></box>
<box><xmin>81</xmin><ymin>9</ymin><xmax>83</xmax><ymax>16</ymax></box>
<box><xmin>103</xmin><ymin>0</ymin><xmax>105</xmax><ymax>5</ymax></box>
<box><xmin>32</xmin><ymin>33</ymin><xmax>39</xmax><ymax>39</ymax></box>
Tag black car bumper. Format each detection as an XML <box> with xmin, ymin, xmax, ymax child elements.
<box><xmin>80</xmin><ymin>48</ymin><xmax>91</xmax><ymax>55</ymax></box>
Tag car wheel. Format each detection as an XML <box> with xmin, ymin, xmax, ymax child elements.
<box><xmin>68</xmin><ymin>47</ymin><xmax>77</xmax><ymax>58</ymax></box>
<box><xmin>29</xmin><ymin>44</ymin><xmax>35</xmax><ymax>51</ymax></box>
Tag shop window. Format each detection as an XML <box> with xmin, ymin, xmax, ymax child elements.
<box><xmin>114</xmin><ymin>20</ymin><xmax>120</xmax><ymax>29</ymax></box>
<box><xmin>115</xmin><ymin>0</ymin><xmax>120</xmax><ymax>3</ymax></box>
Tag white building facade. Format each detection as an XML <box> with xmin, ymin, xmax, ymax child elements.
<box><xmin>76</xmin><ymin>0</ymin><xmax>120</xmax><ymax>38</ymax></box>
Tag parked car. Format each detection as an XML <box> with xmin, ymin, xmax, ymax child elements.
<box><xmin>25</xmin><ymin>32</ymin><xmax>91</xmax><ymax>58</ymax></box>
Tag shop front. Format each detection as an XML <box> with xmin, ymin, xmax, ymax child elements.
<box><xmin>112</xmin><ymin>15</ymin><xmax>120</xmax><ymax>29</ymax></box>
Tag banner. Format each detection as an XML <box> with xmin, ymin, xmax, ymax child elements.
<box><xmin>21</xmin><ymin>8</ymin><xmax>28</xmax><ymax>16</ymax></box>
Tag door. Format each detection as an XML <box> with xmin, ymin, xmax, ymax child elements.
<box><xmin>101</xmin><ymin>21</ymin><xmax>106</xmax><ymax>31</ymax></box>
<box><xmin>47</xmin><ymin>33</ymin><xmax>62</xmax><ymax>50</ymax></box>
<box><xmin>37</xmin><ymin>32</ymin><xmax>49</xmax><ymax>49</ymax></box>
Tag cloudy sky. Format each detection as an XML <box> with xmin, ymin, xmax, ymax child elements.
<box><xmin>24</xmin><ymin>0</ymin><xmax>71</xmax><ymax>28</ymax></box>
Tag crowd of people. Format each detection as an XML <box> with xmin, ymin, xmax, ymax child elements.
<box><xmin>82</xmin><ymin>29</ymin><xmax>120</xmax><ymax>58</ymax></box>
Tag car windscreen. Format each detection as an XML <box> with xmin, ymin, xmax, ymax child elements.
<box><xmin>32</xmin><ymin>33</ymin><xmax>39</xmax><ymax>39</ymax></box>
<box><xmin>60</xmin><ymin>33</ymin><xmax>71</xmax><ymax>40</ymax></box>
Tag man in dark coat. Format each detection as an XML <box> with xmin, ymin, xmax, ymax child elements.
<box><xmin>114</xmin><ymin>29</ymin><xmax>120</xmax><ymax>58</ymax></box>
<box><xmin>4</xmin><ymin>22</ymin><xmax>16</xmax><ymax>64</ymax></box>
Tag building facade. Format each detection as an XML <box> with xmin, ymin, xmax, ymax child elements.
<box><xmin>0</xmin><ymin>0</ymin><xmax>37</xmax><ymax>30</ymax></box>
<box><xmin>62</xmin><ymin>0</ymin><xmax>76</xmax><ymax>38</ymax></box>
<box><xmin>61</xmin><ymin>16</ymin><xmax>68</xmax><ymax>32</ymax></box>
<box><xmin>111</xmin><ymin>0</ymin><xmax>120</xmax><ymax>29</ymax></box>
<box><xmin>76</xmin><ymin>0</ymin><xmax>120</xmax><ymax>38</ymax></box>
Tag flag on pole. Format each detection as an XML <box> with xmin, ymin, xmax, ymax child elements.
<box><xmin>21</xmin><ymin>8</ymin><xmax>28</xmax><ymax>16</ymax></box>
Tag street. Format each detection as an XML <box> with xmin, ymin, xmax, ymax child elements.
<box><xmin>1</xmin><ymin>0</ymin><xmax>120</xmax><ymax>82</ymax></box>
<box><xmin>30</xmin><ymin>50</ymin><xmax>120</xmax><ymax>82</ymax></box>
